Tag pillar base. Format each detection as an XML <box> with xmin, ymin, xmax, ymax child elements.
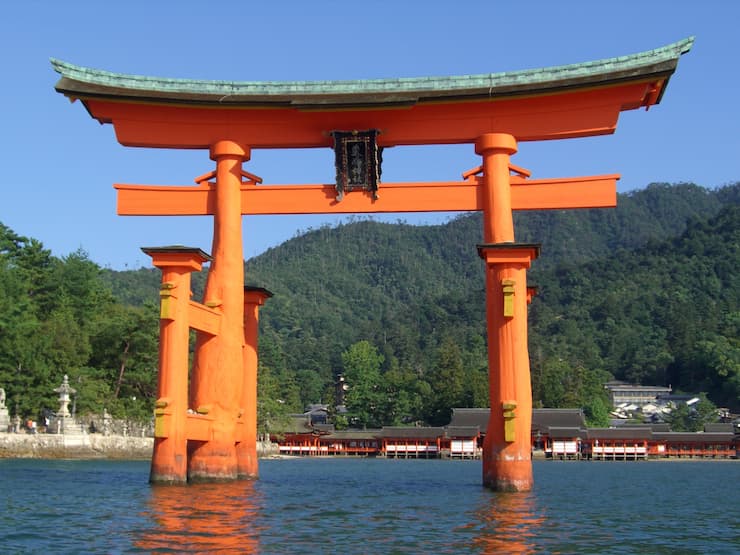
<box><xmin>236</xmin><ymin>444</ymin><xmax>259</xmax><ymax>480</ymax></box>
<box><xmin>150</xmin><ymin>466</ymin><xmax>188</xmax><ymax>485</ymax></box>
<box><xmin>150</xmin><ymin>439</ymin><xmax>188</xmax><ymax>485</ymax></box>
<box><xmin>482</xmin><ymin>458</ymin><xmax>533</xmax><ymax>492</ymax></box>
<box><xmin>149</xmin><ymin>471</ymin><xmax>188</xmax><ymax>485</ymax></box>
<box><xmin>187</xmin><ymin>441</ymin><xmax>239</xmax><ymax>482</ymax></box>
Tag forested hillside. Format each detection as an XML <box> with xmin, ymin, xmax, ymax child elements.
<box><xmin>242</xmin><ymin>182</ymin><xmax>739</xmax><ymax>426</ymax></box>
<box><xmin>0</xmin><ymin>227</ymin><xmax>158</xmax><ymax>421</ymax></box>
<box><xmin>0</xmin><ymin>182</ymin><xmax>737</xmax><ymax>429</ymax></box>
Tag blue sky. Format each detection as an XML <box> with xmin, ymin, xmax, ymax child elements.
<box><xmin>1</xmin><ymin>1</ymin><xmax>737</xmax><ymax>270</ymax></box>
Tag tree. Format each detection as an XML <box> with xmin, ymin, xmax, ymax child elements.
<box><xmin>295</xmin><ymin>369</ymin><xmax>326</xmax><ymax>409</ymax></box>
<box><xmin>342</xmin><ymin>340</ymin><xmax>385</xmax><ymax>428</ymax></box>
<box><xmin>667</xmin><ymin>393</ymin><xmax>718</xmax><ymax>432</ymax></box>
<box><xmin>379</xmin><ymin>362</ymin><xmax>428</xmax><ymax>426</ymax></box>
<box><xmin>425</xmin><ymin>336</ymin><xmax>465</xmax><ymax>426</ymax></box>
<box><xmin>531</xmin><ymin>357</ymin><xmax>611</xmax><ymax>426</ymax></box>
<box><xmin>257</xmin><ymin>363</ymin><xmax>292</xmax><ymax>437</ymax></box>
<box><xmin>582</xmin><ymin>395</ymin><xmax>610</xmax><ymax>428</ymax></box>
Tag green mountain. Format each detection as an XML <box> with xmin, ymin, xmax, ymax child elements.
<box><xmin>4</xmin><ymin>182</ymin><xmax>736</xmax><ymax>428</ymax></box>
<box><xmin>241</xmin><ymin>182</ymin><xmax>738</xmax><ymax>387</ymax></box>
<box><xmin>99</xmin><ymin>181</ymin><xmax>738</xmax><ymax>423</ymax></box>
<box><xmin>0</xmin><ymin>178</ymin><xmax>724</xmax><ymax>426</ymax></box>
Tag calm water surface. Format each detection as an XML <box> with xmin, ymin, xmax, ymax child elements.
<box><xmin>0</xmin><ymin>458</ymin><xmax>738</xmax><ymax>554</ymax></box>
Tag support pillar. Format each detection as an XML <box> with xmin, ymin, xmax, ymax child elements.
<box><xmin>189</xmin><ymin>140</ymin><xmax>249</xmax><ymax>481</ymax></box>
<box><xmin>476</xmin><ymin>133</ymin><xmax>516</xmax><ymax>244</ymax></box>
<box><xmin>236</xmin><ymin>286</ymin><xmax>273</xmax><ymax>479</ymax></box>
<box><xmin>478</xmin><ymin>244</ymin><xmax>539</xmax><ymax>492</ymax></box>
<box><xmin>475</xmin><ymin>133</ymin><xmax>537</xmax><ymax>492</ymax></box>
<box><xmin>144</xmin><ymin>246</ymin><xmax>211</xmax><ymax>484</ymax></box>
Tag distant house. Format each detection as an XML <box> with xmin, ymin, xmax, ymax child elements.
<box><xmin>584</xmin><ymin>427</ymin><xmax>652</xmax><ymax>460</ymax></box>
<box><xmin>605</xmin><ymin>381</ymin><xmax>672</xmax><ymax>407</ymax></box>
<box><xmin>444</xmin><ymin>426</ymin><xmax>480</xmax><ymax>459</ymax></box>
<box><xmin>531</xmin><ymin>409</ymin><xmax>586</xmax><ymax>458</ymax></box>
<box><xmin>448</xmin><ymin>407</ymin><xmax>588</xmax><ymax>458</ymax></box>
<box><xmin>318</xmin><ymin>430</ymin><xmax>380</xmax><ymax>456</ymax></box>
<box><xmin>446</xmin><ymin>408</ymin><xmax>490</xmax><ymax>433</ymax></box>
<box><xmin>546</xmin><ymin>427</ymin><xmax>586</xmax><ymax>459</ymax></box>
<box><xmin>650</xmin><ymin>431</ymin><xmax>736</xmax><ymax>458</ymax></box>
<box><xmin>304</xmin><ymin>404</ymin><xmax>329</xmax><ymax>425</ymax></box>
<box><xmin>379</xmin><ymin>427</ymin><xmax>445</xmax><ymax>458</ymax></box>
<box><xmin>273</xmin><ymin>407</ymin><xmax>738</xmax><ymax>460</ymax></box>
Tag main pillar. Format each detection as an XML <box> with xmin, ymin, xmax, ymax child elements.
<box><xmin>476</xmin><ymin>133</ymin><xmax>537</xmax><ymax>492</ymax></box>
<box><xmin>145</xmin><ymin>247</ymin><xmax>211</xmax><ymax>484</ymax></box>
<box><xmin>478</xmin><ymin>243</ymin><xmax>539</xmax><ymax>491</ymax></box>
<box><xmin>188</xmin><ymin>140</ymin><xmax>249</xmax><ymax>481</ymax></box>
<box><xmin>236</xmin><ymin>286</ymin><xmax>273</xmax><ymax>479</ymax></box>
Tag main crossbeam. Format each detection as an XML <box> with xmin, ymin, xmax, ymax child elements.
<box><xmin>115</xmin><ymin>174</ymin><xmax>618</xmax><ymax>216</ymax></box>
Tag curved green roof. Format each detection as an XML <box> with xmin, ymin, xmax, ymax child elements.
<box><xmin>52</xmin><ymin>37</ymin><xmax>693</xmax><ymax>108</ymax></box>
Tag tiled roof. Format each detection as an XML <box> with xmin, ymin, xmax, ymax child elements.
<box><xmin>52</xmin><ymin>38</ymin><xmax>692</xmax><ymax>108</ymax></box>
<box><xmin>379</xmin><ymin>427</ymin><xmax>446</xmax><ymax>439</ymax></box>
<box><xmin>652</xmin><ymin>432</ymin><xmax>736</xmax><ymax>443</ymax></box>
<box><xmin>587</xmin><ymin>427</ymin><xmax>653</xmax><ymax>440</ymax></box>
<box><xmin>322</xmin><ymin>430</ymin><xmax>380</xmax><ymax>440</ymax></box>
<box><xmin>448</xmin><ymin>409</ymin><xmax>490</xmax><ymax>432</ymax></box>
<box><xmin>445</xmin><ymin>426</ymin><xmax>480</xmax><ymax>439</ymax></box>
<box><xmin>703</xmin><ymin>423</ymin><xmax>734</xmax><ymax>433</ymax></box>
<box><xmin>548</xmin><ymin>427</ymin><xmax>587</xmax><ymax>439</ymax></box>
<box><xmin>532</xmin><ymin>409</ymin><xmax>586</xmax><ymax>432</ymax></box>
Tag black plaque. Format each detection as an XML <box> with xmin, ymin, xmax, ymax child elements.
<box><xmin>332</xmin><ymin>130</ymin><xmax>382</xmax><ymax>201</ymax></box>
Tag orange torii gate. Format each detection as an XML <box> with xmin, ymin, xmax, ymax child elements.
<box><xmin>53</xmin><ymin>38</ymin><xmax>691</xmax><ymax>491</ymax></box>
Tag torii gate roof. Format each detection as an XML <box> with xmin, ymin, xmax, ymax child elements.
<box><xmin>52</xmin><ymin>37</ymin><xmax>692</xmax><ymax>149</ymax></box>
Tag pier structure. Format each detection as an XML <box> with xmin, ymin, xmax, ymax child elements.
<box><xmin>53</xmin><ymin>38</ymin><xmax>691</xmax><ymax>490</ymax></box>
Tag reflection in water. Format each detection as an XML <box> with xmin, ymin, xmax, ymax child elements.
<box><xmin>135</xmin><ymin>480</ymin><xmax>264</xmax><ymax>553</ymax></box>
<box><xmin>467</xmin><ymin>492</ymin><xmax>545</xmax><ymax>554</ymax></box>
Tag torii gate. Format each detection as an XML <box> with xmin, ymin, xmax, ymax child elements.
<box><xmin>53</xmin><ymin>38</ymin><xmax>691</xmax><ymax>491</ymax></box>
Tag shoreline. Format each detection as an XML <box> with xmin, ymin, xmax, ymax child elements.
<box><xmin>0</xmin><ymin>432</ymin><xmax>153</xmax><ymax>460</ymax></box>
<box><xmin>0</xmin><ymin>432</ymin><xmax>281</xmax><ymax>460</ymax></box>
<box><xmin>1</xmin><ymin>433</ymin><xmax>736</xmax><ymax>462</ymax></box>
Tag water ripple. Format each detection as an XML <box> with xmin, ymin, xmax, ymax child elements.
<box><xmin>1</xmin><ymin>458</ymin><xmax>738</xmax><ymax>553</ymax></box>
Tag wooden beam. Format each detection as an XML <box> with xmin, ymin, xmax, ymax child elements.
<box><xmin>86</xmin><ymin>82</ymin><xmax>650</xmax><ymax>148</ymax></box>
<box><xmin>188</xmin><ymin>301</ymin><xmax>221</xmax><ymax>336</ymax></box>
<box><xmin>116</xmin><ymin>174</ymin><xmax>617</xmax><ymax>216</ymax></box>
<box><xmin>185</xmin><ymin>413</ymin><xmax>213</xmax><ymax>442</ymax></box>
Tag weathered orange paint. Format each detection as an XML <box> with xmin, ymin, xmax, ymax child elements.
<box><xmin>114</xmin><ymin>174</ymin><xmax>618</xmax><ymax>216</ymax></box>
<box><xmin>184</xmin><ymin>413</ymin><xmax>214</xmax><ymax>442</ymax></box>
<box><xmin>81</xmin><ymin>81</ymin><xmax>655</xmax><ymax>149</ymax></box>
<box><xmin>56</xmin><ymin>44</ymin><xmax>688</xmax><ymax>494</ymax></box>
<box><xmin>188</xmin><ymin>141</ymin><xmax>249</xmax><ymax>482</ymax></box>
<box><xmin>137</xmin><ymin>130</ymin><xmax>607</xmax><ymax>491</ymax></box>
<box><xmin>145</xmin><ymin>248</ymin><xmax>210</xmax><ymax>484</ymax></box>
<box><xmin>187</xmin><ymin>301</ymin><xmax>221</xmax><ymax>336</ymax></box>
<box><xmin>237</xmin><ymin>287</ymin><xmax>272</xmax><ymax>479</ymax></box>
<box><xmin>476</xmin><ymin>132</ymin><xmax>539</xmax><ymax>491</ymax></box>
<box><xmin>476</xmin><ymin>133</ymin><xmax>517</xmax><ymax>243</ymax></box>
<box><xmin>479</xmin><ymin>244</ymin><xmax>539</xmax><ymax>492</ymax></box>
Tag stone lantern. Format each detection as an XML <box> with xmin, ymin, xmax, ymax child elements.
<box><xmin>55</xmin><ymin>375</ymin><xmax>76</xmax><ymax>417</ymax></box>
<box><xmin>0</xmin><ymin>386</ymin><xmax>8</xmax><ymax>432</ymax></box>
<box><xmin>53</xmin><ymin>375</ymin><xmax>77</xmax><ymax>433</ymax></box>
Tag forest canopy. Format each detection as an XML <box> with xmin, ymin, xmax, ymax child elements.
<box><xmin>1</xmin><ymin>182</ymin><xmax>738</xmax><ymax>430</ymax></box>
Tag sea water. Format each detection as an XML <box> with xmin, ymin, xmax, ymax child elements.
<box><xmin>0</xmin><ymin>458</ymin><xmax>738</xmax><ymax>554</ymax></box>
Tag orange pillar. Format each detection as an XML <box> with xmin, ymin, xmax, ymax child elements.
<box><xmin>478</xmin><ymin>244</ymin><xmax>539</xmax><ymax>491</ymax></box>
<box><xmin>477</xmin><ymin>133</ymin><xmax>516</xmax><ymax>244</ymax></box>
<box><xmin>188</xmin><ymin>140</ymin><xmax>249</xmax><ymax>482</ymax></box>
<box><xmin>144</xmin><ymin>246</ymin><xmax>211</xmax><ymax>484</ymax></box>
<box><xmin>475</xmin><ymin>133</ymin><xmax>537</xmax><ymax>492</ymax></box>
<box><xmin>237</xmin><ymin>286</ymin><xmax>273</xmax><ymax>479</ymax></box>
